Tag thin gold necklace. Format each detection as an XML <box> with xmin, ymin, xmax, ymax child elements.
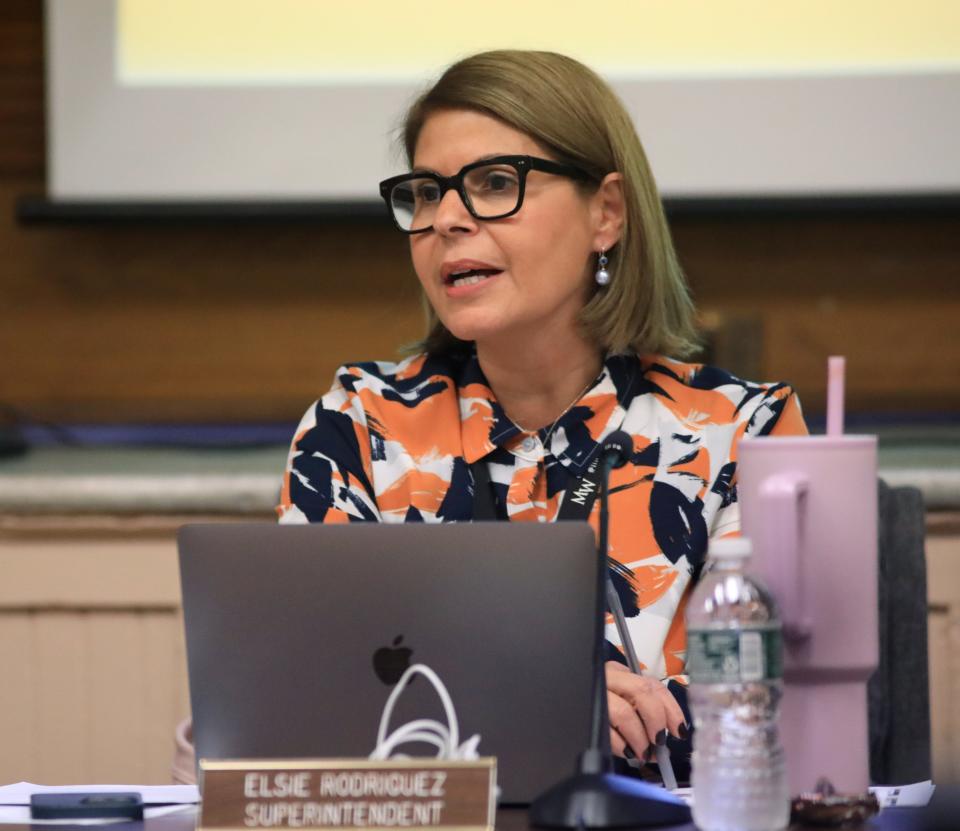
<box><xmin>514</xmin><ymin>374</ymin><xmax>599</xmax><ymax>445</ymax></box>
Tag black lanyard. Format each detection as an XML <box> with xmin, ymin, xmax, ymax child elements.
<box><xmin>470</xmin><ymin>455</ymin><xmax>603</xmax><ymax>522</ymax></box>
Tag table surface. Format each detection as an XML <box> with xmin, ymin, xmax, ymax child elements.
<box><xmin>5</xmin><ymin>789</ymin><xmax>960</xmax><ymax>831</ymax></box>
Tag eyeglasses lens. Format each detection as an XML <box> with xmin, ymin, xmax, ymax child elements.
<box><xmin>464</xmin><ymin>164</ymin><xmax>521</xmax><ymax>218</ymax></box>
<box><xmin>389</xmin><ymin>177</ymin><xmax>437</xmax><ymax>232</ymax></box>
<box><xmin>389</xmin><ymin>163</ymin><xmax>522</xmax><ymax>231</ymax></box>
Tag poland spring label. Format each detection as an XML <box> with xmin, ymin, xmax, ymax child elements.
<box><xmin>686</xmin><ymin>626</ymin><xmax>783</xmax><ymax>683</ymax></box>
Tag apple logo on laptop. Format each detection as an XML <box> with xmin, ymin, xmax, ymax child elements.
<box><xmin>373</xmin><ymin>635</ymin><xmax>413</xmax><ymax>685</ymax></box>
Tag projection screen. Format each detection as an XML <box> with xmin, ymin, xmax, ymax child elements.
<box><xmin>46</xmin><ymin>0</ymin><xmax>960</xmax><ymax>202</ymax></box>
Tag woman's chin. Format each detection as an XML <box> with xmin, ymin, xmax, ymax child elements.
<box><xmin>440</xmin><ymin>314</ymin><xmax>514</xmax><ymax>346</ymax></box>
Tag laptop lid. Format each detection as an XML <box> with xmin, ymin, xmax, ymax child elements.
<box><xmin>178</xmin><ymin>522</ymin><xmax>599</xmax><ymax>805</ymax></box>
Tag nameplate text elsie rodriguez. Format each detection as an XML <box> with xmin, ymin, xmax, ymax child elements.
<box><xmin>199</xmin><ymin>759</ymin><xmax>496</xmax><ymax>831</ymax></box>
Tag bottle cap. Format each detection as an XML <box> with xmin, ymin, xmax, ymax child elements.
<box><xmin>708</xmin><ymin>536</ymin><xmax>753</xmax><ymax>559</ymax></box>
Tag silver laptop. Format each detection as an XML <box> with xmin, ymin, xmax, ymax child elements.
<box><xmin>178</xmin><ymin>522</ymin><xmax>599</xmax><ymax>805</ymax></box>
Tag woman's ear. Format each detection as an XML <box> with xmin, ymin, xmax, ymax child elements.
<box><xmin>591</xmin><ymin>172</ymin><xmax>625</xmax><ymax>251</ymax></box>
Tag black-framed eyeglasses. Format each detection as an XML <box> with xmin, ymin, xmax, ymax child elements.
<box><xmin>378</xmin><ymin>154</ymin><xmax>595</xmax><ymax>234</ymax></box>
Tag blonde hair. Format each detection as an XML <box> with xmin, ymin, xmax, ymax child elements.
<box><xmin>402</xmin><ymin>50</ymin><xmax>700</xmax><ymax>358</ymax></box>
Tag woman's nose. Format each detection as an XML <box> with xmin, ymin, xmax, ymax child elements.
<box><xmin>432</xmin><ymin>188</ymin><xmax>477</xmax><ymax>235</ymax></box>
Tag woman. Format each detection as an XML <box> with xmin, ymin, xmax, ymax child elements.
<box><xmin>265</xmin><ymin>51</ymin><xmax>804</xmax><ymax>782</ymax></box>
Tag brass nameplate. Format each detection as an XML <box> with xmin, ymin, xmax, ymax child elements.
<box><xmin>199</xmin><ymin>758</ymin><xmax>496</xmax><ymax>831</ymax></box>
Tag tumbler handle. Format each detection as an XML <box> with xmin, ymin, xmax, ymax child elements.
<box><xmin>758</xmin><ymin>472</ymin><xmax>812</xmax><ymax>642</ymax></box>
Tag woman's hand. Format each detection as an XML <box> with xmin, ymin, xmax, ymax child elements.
<box><xmin>606</xmin><ymin>661</ymin><xmax>687</xmax><ymax>760</ymax></box>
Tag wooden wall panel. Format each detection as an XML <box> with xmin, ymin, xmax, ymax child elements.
<box><xmin>0</xmin><ymin>535</ymin><xmax>181</xmax><ymax>606</ymax></box>
<box><xmin>0</xmin><ymin>518</ymin><xmax>192</xmax><ymax>785</ymax></box>
<box><xmin>927</xmin><ymin>613</ymin><xmax>959</xmax><ymax>784</ymax></box>
<box><xmin>0</xmin><ymin>610</ymin><xmax>190</xmax><ymax>784</ymax></box>
<box><xmin>677</xmin><ymin>215</ymin><xmax>960</xmax><ymax>413</ymax></box>
<box><xmin>0</xmin><ymin>1</ymin><xmax>44</xmax><ymax>179</ymax></box>
<box><xmin>927</xmin><ymin>532</ymin><xmax>960</xmax><ymax>785</ymax></box>
<box><xmin>2</xmin><ymin>174</ymin><xmax>427</xmax><ymax>421</ymax></box>
<box><xmin>32</xmin><ymin>614</ymin><xmax>91</xmax><ymax>780</ymax></box>
<box><xmin>1</xmin><ymin>2</ymin><xmax>957</xmax><ymax>424</ymax></box>
<box><xmin>0</xmin><ymin>614</ymin><xmax>39</xmax><ymax>776</ymax></box>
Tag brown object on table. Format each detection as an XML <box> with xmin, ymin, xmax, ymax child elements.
<box><xmin>790</xmin><ymin>777</ymin><xmax>880</xmax><ymax>827</ymax></box>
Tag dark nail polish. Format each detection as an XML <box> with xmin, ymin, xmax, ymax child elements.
<box><xmin>644</xmin><ymin>745</ymin><xmax>657</xmax><ymax>763</ymax></box>
<box><xmin>678</xmin><ymin>722</ymin><xmax>690</xmax><ymax>740</ymax></box>
<box><xmin>623</xmin><ymin>746</ymin><xmax>635</xmax><ymax>759</ymax></box>
<box><xmin>656</xmin><ymin>728</ymin><xmax>668</xmax><ymax>746</ymax></box>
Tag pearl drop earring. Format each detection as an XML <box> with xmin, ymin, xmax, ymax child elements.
<box><xmin>595</xmin><ymin>249</ymin><xmax>610</xmax><ymax>286</ymax></box>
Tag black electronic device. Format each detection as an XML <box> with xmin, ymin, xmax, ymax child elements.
<box><xmin>0</xmin><ymin>426</ymin><xmax>28</xmax><ymax>458</ymax></box>
<box><xmin>30</xmin><ymin>792</ymin><xmax>144</xmax><ymax>820</ymax></box>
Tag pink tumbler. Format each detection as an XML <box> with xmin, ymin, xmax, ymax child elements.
<box><xmin>737</xmin><ymin>433</ymin><xmax>878</xmax><ymax>794</ymax></box>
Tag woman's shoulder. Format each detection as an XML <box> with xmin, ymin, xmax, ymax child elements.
<box><xmin>634</xmin><ymin>354</ymin><xmax>806</xmax><ymax>435</ymax></box>
<box><xmin>316</xmin><ymin>351</ymin><xmax>468</xmax><ymax>420</ymax></box>
<box><xmin>290</xmin><ymin>351</ymin><xmax>467</xmax><ymax>451</ymax></box>
<box><xmin>638</xmin><ymin>354</ymin><xmax>793</xmax><ymax>393</ymax></box>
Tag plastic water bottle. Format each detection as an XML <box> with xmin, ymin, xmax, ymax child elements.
<box><xmin>686</xmin><ymin>537</ymin><xmax>789</xmax><ymax>831</ymax></box>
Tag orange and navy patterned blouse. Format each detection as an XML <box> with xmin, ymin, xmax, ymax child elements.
<box><xmin>277</xmin><ymin>350</ymin><xmax>807</xmax><ymax>685</ymax></box>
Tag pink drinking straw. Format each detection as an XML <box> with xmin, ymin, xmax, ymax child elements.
<box><xmin>826</xmin><ymin>356</ymin><xmax>846</xmax><ymax>436</ymax></box>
